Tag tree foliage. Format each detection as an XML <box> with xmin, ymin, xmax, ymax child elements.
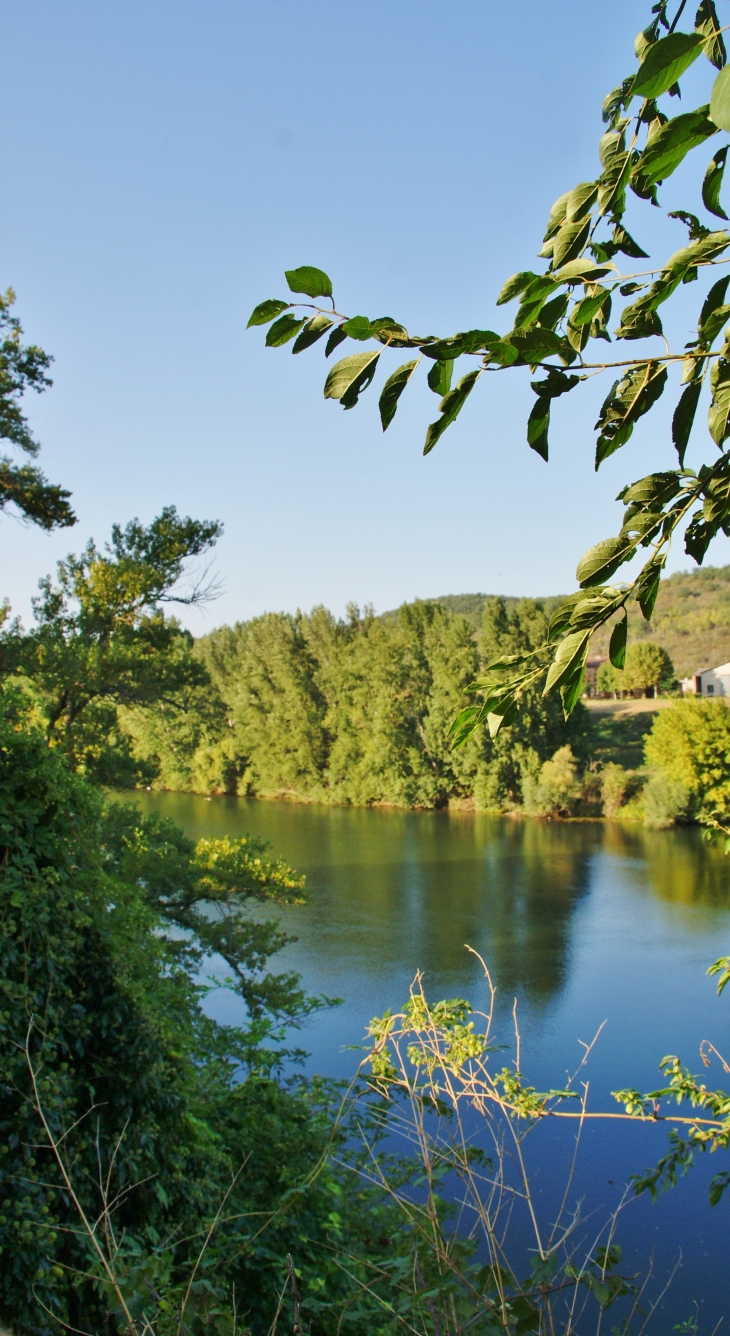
<box><xmin>0</xmin><ymin>289</ymin><xmax>74</xmax><ymax>530</ymax></box>
<box><xmin>644</xmin><ymin>694</ymin><xmax>730</xmax><ymax>816</ymax></box>
<box><xmin>2</xmin><ymin>508</ymin><xmax>222</xmax><ymax>781</ymax></box>
<box><xmin>0</xmin><ymin>716</ymin><xmax>409</xmax><ymax>1336</ymax></box>
<box><xmin>248</xmin><ymin>1</ymin><xmax>730</xmax><ymax>744</ymax></box>
<box><xmin>122</xmin><ymin>597</ymin><xmax>588</xmax><ymax>809</ymax></box>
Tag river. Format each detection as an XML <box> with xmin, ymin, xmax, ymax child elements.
<box><xmin>127</xmin><ymin>791</ymin><xmax>730</xmax><ymax>1328</ymax></box>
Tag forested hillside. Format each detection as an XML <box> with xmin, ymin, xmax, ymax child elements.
<box><xmin>399</xmin><ymin>564</ymin><xmax>730</xmax><ymax>677</ymax></box>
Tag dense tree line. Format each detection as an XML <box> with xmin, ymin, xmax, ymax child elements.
<box><xmin>118</xmin><ymin>597</ymin><xmax>589</xmax><ymax>809</ymax></box>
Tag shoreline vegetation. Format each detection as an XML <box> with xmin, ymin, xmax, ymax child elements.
<box><xmin>97</xmin><ymin>567</ymin><xmax>730</xmax><ymax>831</ymax></box>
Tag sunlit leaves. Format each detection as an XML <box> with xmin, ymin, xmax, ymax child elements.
<box><xmin>609</xmin><ymin>614</ymin><xmax>628</xmax><ymax>669</ymax></box>
<box><xmin>696</xmin><ymin>0</ymin><xmax>727</xmax><ymax>70</ymax></box>
<box><xmin>551</xmin><ymin>218</ymin><xmax>591</xmax><ymax>270</ymax></box>
<box><xmin>702</xmin><ymin>146</ymin><xmax>729</xmax><ymax>218</ymax></box>
<box><xmin>708</xmin><ymin>352</ymin><xmax>730</xmax><ymax>442</ymax></box>
<box><xmin>341</xmin><ymin>315</ymin><xmax>373</xmax><ymax>341</ymax></box>
<box><xmin>324</xmin><ymin>351</ymin><xmax>380</xmax><ymax>409</ymax></box>
<box><xmin>507</xmin><ymin>328</ymin><xmax>572</xmax><ymax>366</ymax></box>
<box><xmin>672</xmin><ymin>380</ymin><xmax>702</xmax><ymax>465</ymax></box>
<box><xmin>594</xmin><ymin>364</ymin><xmax>668</xmax><ymax>467</ymax></box>
<box><xmin>632</xmin><ymin>31</ymin><xmax>704</xmax><ymax>99</ymax></box>
<box><xmin>710</xmin><ymin>66</ymin><xmax>730</xmax><ymax>130</ymax></box>
<box><xmin>636</xmin><ymin>553</ymin><xmax>666</xmax><ymax>620</ymax></box>
<box><xmin>526</xmin><ymin>398</ymin><xmax>551</xmax><ymax>460</ymax></box>
<box><xmin>325</xmin><ymin>326</ymin><xmax>348</xmax><ymax>357</ymax></box>
<box><xmin>527</xmin><ymin>369</ymin><xmax>580</xmax><ymax>460</ymax></box>
<box><xmin>576</xmin><ymin>537</ymin><xmax>635</xmax><ymax>588</ymax></box>
<box><xmin>664</xmin><ymin>229</ymin><xmax>730</xmax><ymax>273</ymax></box>
<box><xmin>543</xmin><ymin>630</ymin><xmax>590</xmax><ymax>696</ymax></box>
<box><xmin>292</xmin><ymin>313</ymin><xmax>333</xmax><ymax>353</ymax></box>
<box><xmin>285</xmin><ymin>266</ymin><xmax>333</xmax><ymax>299</ymax></box>
<box><xmin>427</xmin><ymin>359</ymin><xmax>453</xmax><ymax>396</ymax></box>
<box><xmin>247</xmin><ymin>299</ymin><xmax>290</xmax><ymax>328</ymax></box>
<box><xmin>632</xmin><ymin>108</ymin><xmax>717</xmax><ymax>192</ymax></box>
<box><xmin>551</xmin><ymin>259</ymin><xmax>612</xmax><ymax>284</ymax></box>
<box><xmin>496</xmin><ymin>272</ymin><xmax>538</xmax><ymax>305</ymax></box>
<box><xmin>423</xmin><ymin>370</ymin><xmax>481</xmax><ymax>456</ymax></box>
<box><xmin>266</xmin><ymin>314</ymin><xmax>307</xmax><ymax>347</ymax></box>
<box><xmin>379</xmin><ymin>360</ymin><xmax>418</xmax><ymax>431</ymax></box>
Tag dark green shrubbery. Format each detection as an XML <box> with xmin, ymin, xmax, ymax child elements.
<box><xmin>0</xmin><ymin>717</ymin><xmax>401</xmax><ymax>1335</ymax></box>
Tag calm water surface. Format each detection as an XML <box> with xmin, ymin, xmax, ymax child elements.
<box><xmin>127</xmin><ymin>792</ymin><xmax>730</xmax><ymax>1327</ymax></box>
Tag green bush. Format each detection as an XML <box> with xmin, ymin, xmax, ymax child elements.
<box><xmin>0</xmin><ymin>716</ymin><xmax>401</xmax><ymax>1335</ymax></box>
<box><xmin>521</xmin><ymin>745</ymin><xmax>582</xmax><ymax>816</ymax></box>
<box><xmin>644</xmin><ymin>699</ymin><xmax>730</xmax><ymax>821</ymax></box>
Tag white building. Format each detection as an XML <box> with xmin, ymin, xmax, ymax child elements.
<box><xmin>680</xmin><ymin>662</ymin><xmax>730</xmax><ymax>696</ymax></box>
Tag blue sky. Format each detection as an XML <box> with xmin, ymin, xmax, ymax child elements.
<box><xmin>2</xmin><ymin>0</ymin><xmax>728</xmax><ymax>631</ymax></box>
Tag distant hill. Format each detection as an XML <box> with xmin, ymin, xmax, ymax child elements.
<box><xmin>382</xmin><ymin>564</ymin><xmax>730</xmax><ymax>680</ymax></box>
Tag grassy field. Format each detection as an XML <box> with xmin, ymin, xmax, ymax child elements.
<box><xmin>583</xmin><ymin>699</ymin><xmax>671</xmax><ymax>770</ymax></box>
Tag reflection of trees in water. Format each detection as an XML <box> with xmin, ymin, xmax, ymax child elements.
<box><xmin>472</xmin><ymin>819</ymin><xmax>597</xmax><ymax>1005</ymax></box>
<box><xmin>264</xmin><ymin>811</ymin><xmax>599</xmax><ymax>1013</ymax></box>
<box><xmin>602</xmin><ymin>821</ymin><xmax>730</xmax><ymax>907</ymax></box>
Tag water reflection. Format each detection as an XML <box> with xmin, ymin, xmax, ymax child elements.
<box><xmin>125</xmin><ymin>794</ymin><xmax>613</xmax><ymax>1007</ymax></box>
<box><xmin>602</xmin><ymin>820</ymin><xmax>730</xmax><ymax>906</ymax></box>
<box><xmin>122</xmin><ymin>792</ymin><xmax>730</xmax><ymax>1324</ymax></box>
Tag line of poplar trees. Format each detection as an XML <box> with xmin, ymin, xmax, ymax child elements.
<box><xmin>121</xmin><ymin>597</ymin><xmax>588</xmax><ymax>808</ymax></box>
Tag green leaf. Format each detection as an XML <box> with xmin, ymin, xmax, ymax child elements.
<box><xmin>620</xmin><ymin>472</ymin><xmax>683</xmax><ymax>507</ymax></box>
<box><xmin>448</xmin><ymin>704</ymin><xmax>482</xmax><ymax>748</ymax></box>
<box><xmin>577</xmin><ymin>536</ymin><xmax>635</xmax><ymax>588</ymax></box>
<box><xmin>570</xmin><ymin>287</ymin><xmax>611</xmax><ymax>328</ymax></box>
<box><xmin>427</xmin><ymin>359</ymin><xmax>453</xmax><ymax>396</ymax></box>
<box><xmin>636</xmin><ymin>554</ymin><xmax>666</xmax><ymax>620</ymax></box>
<box><xmin>544</xmin><ymin>630</ymin><xmax>590</xmax><ymax>695</ymax></box>
<box><xmin>549</xmin><ymin>592</ymin><xmax>590</xmax><ymax>641</ymax></box>
<box><xmin>325</xmin><ymin>326</ymin><xmax>348</xmax><ymax>358</ymax></box>
<box><xmin>632</xmin><ymin>108</ymin><xmax>717</xmax><ymax>191</ymax></box>
<box><xmin>609</xmin><ymin>614</ymin><xmax>628</xmax><ymax>669</ymax></box>
<box><xmin>560</xmin><ymin>654</ymin><xmax>588</xmax><ymax>717</ymax></box>
<box><xmin>703</xmin><ymin>146</ymin><xmax>729</xmax><ymax>218</ymax></box>
<box><xmin>551</xmin><ymin>259</ymin><xmax>612</xmax><ymax>284</ymax></box>
<box><xmin>536</xmin><ymin>292</ymin><xmax>570</xmax><ymax>329</ymax></box>
<box><xmin>632</xmin><ymin>32</ymin><xmax>704</xmax><ymax>100</ymax></box>
<box><xmin>611</xmin><ymin>224</ymin><xmax>649</xmax><ymax>258</ymax></box>
<box><xmin>379</xmin><ymin>360</ymin><xmax>418</xmax><ymax>431</ymax></box>
<box><xmin>506</xmin><ymin>328</ymin><xmax>571</xmax><ymax>366</ymax></box>
<box><xmin>552</xmin><ymin>217</ymin><xmax>591</xmax><ymax>270</ymax></box>
<box><xmin>708</xmin><ymin>355</ymin><xmax>730</xmax><ymax>441</ymax></box>
<box><xmin>496</xmin><ymin>272</ymin><xmax>537</xmax><ymax>306</ymax></box>
<box><xmin>423</xmin><ymin>370</ymin><xmax>481</xmax><ymax>456</ymax></box>
<box><xmin>292</xmin><ymin>313</ymin><xmax>333</xmax><ymax>354</ymax></box>
<box><xmin>565</xmin><ymin>181</ymin><xmax>599</xmax><ymax>221</ymax></box>
<box><xmin>664</xmin><ymin>229</ymin><xmax>730</xmax><ymax>275</ymax></box>
<box><xmin>711</xmin><ymin>66</ymin><xmax>730</xmax><ymax>131</ymax></box>
<box><xmin>696</xmin><ymin>0</ymin><xmax>727</xmax><ymax>70</ymax></box>
<box><xmin>595</xmin><ymin>364</ymin><xmax>668</xmax><ymax>467</ymax></box>
<box><xmin>701</xmin><ymin>275</ymin><xmax>730</xmax><ymax>322</ymax></box>
<box><xmin>247</xmin><ymin>298</ymin><xmax>290</xmax><ymax>328</ymax></box>
<box><xmin>324</xmin><ymin>351</ymin><xmax>380</xmax><ymax>409</ymax></box>
<box><xmin>265</xmin><ymin>314</ymin><xmax>307</xmax><ymax>347</ymax></box>
<box><xmin>341</xmin><ymin>315</ymin><xmax>373</xmax><ymax>341</ymax></box>
<box><xmin>285</xmin><ymin>266</ymin><xmax>333</xmax><ymax>299</ymax></box>
<box><xmin>527</xmin><ymin>398</ymin><xmax>550</xmax><ymax>460</ymax></box>
<box><xmin>672</xmin><ymin>379</ymin><xmax>702</xmax><ymax>465</ymax></box>
<box><xmin>487</xmin><ymin>698</ymin><xmax>518</xmax><ymax>737</ymax></box>
<box><xmin>422</xmin><ymin>329</ymin><xmax>503</xmax><ymax>360</ymax></box>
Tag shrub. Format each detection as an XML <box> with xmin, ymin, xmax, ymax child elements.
<box><xmin>601</xmin><ymin>761</ymin><xmax>632</xmax><ymax>816</ymax></box>
<box><xmin>522</xmin><ymin>745</ymin><xmax>581</xmax><ymax>816</ymax></box>
<box><xmin>644</xmin><ymin>699</ymin><xmax>730</xmax><ymax>821</ymax></box>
